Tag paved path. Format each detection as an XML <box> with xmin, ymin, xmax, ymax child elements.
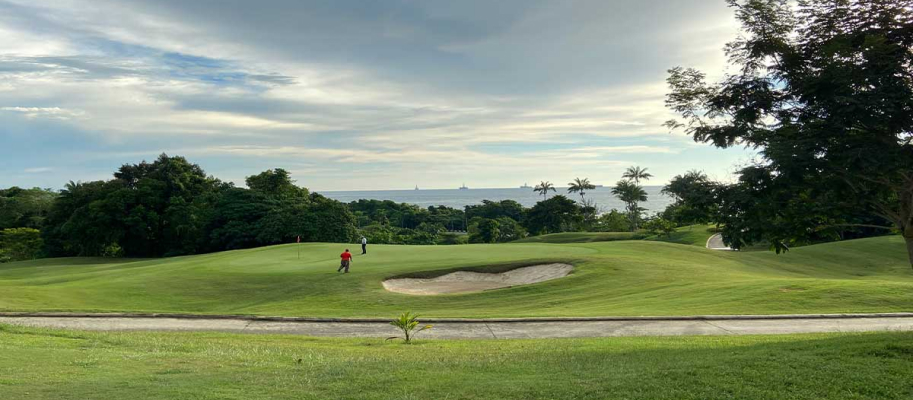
<box><xmin>706</xmin><ymin>233</ymin><xmax>733</xmax><ymax>251</ymax></box>
<box><xmin>2</xmin><ymin>315</ymin><xmax>912</xmax><ymax>339</ymax></box>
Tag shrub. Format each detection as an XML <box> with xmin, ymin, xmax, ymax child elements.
<box><xmin>594</xmin><ymin>210</ymin><xmax>632</xmax><ymax>232</ymax></box>
<box><xmin>436</xmin><ymin>232</ymin><xmax>468</xmax><ymax>245</ymax></box>
<box><xmin>644</xmin><ymin>217</ymin><xmax>677</xmax><ymax>237</ymax></box>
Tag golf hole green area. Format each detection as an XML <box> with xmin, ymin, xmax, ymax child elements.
<box><xmin>382</xmin><ymin>263</ymin><xmax>574</xmax><ymax>295</ymax></box>
<box><xmin>1</xmin><ymin>235</ymin><xmax>912</xmax><ymax>318</ymax></box>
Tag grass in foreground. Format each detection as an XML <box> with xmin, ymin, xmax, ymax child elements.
<box><xmin>1</xmin><ymin>325</ymin><xmax>911</xmax><ymax>400</ymax></box>
<box><xmin>1</xmin><ymin>235</ymin><xmax>912</xmax><ymax>318</ymax></box>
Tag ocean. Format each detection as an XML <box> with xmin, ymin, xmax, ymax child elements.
<box><xmin>320</xmin><ymin>186</ymin><xmax>673</xmax><ymax>214</ymax></box>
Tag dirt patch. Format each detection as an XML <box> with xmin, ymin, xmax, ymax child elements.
<box><xmin>382</xmin><ymin>264</ymin><xmax>574</xmax><ymax>295</ymax></box>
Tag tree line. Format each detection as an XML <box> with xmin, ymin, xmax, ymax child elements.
<box><xmin>1</xmin><ymin>155</ymin><xmax>358</xmax><ymax>260</ymax></box>
<box><xmin>1</xmin><ymin>152</ymin><xmax>896</xmax><ymax>263</ymax></box>
<box><xmin>0</xmin><ymin>156</ymin><xmax>675</xmax><ymax>261</ymax></box>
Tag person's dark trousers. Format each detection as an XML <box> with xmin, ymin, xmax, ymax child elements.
<box><xmin>361</xmin><ymin>244</ymin><xmax>367</xmax><ymax>254</ymax></box>
<box><xmin>337</xmin><ymin>260</ymin><xmax>350</xmax><ymax>273</ymax></box>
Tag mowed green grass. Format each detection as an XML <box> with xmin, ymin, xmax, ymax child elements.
<box><xmin>516</xmin><ymin>225</ymin><xmax>716</xmax><ymax>246</ymax></box>
<box><xmin>513</xmin><ymin>231</ymin><xmax>645</xmax><ymax>243</ymax></box>
<box><xmin>1</xmin><ymin>235</ymin><xmax>911</xmax><ymax>318</ymax></box>
<box><xmin>2</xmin><ymin>324</ymin><xmax>911</xmax><ymax>400</ymax></box>
<box><xmin>648</xmin><ymin>225</ymin><xmax>719</xmax><ymax>246</ymax></box>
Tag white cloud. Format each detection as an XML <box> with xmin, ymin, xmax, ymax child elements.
<box><xmin>0</xmin><ymin>0</ymin><xmax>751</xmax><ymax>190</ymax></box>
<box><xmin>0</xmin><ymin>106</ymin><xmax>85</xmax><ymax>120</ymax></box>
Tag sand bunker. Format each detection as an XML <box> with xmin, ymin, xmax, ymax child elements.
<box><xmin>382</xmin><ymin>263</ymin><xmax>573</xmax><ymax>295</ymax></box>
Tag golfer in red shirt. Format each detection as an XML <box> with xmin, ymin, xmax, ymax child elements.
<box><xmin>338</xmin><ymin>249</ymin><xmax>353</xmax><ymax>273</ymax></box>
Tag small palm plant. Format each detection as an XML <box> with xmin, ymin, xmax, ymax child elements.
<box><xmin>387</xmin><ymin>312</ymin><xmax>433</xmax><ymax>344</ymax></box>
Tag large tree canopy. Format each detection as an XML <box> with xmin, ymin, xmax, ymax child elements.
<box><xmin>666</xmin><ymin>0</ymin><xmax>913</xmax><ymax>267</ymax></box>
<box><xmin>662</xmin><ymin>171</ymin><xmax>720</xmax><ymax>226</ymax></box>
<box><xmin>525</xmin><ymin>195</ymin><xmax>583</xmax><ymax>235</ymax></box>
<box><xmin>0</xmin><ymin>187</ymin><xmax>57</xmax><ymax>230</ymax></box>
<box><xmin>42</xmin><ymin>155</ymin><xmax>357</xmax><ymax>257</ymax></box>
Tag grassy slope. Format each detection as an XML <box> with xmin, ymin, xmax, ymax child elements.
<box><xmin>2</xmin><ymin>325</ymin><xmax>911</xmax><ymax>400</ymax></box>
<box><xmin>513</xmin><ymin>231</ymin><xmax>645</xmax><ymax>243</ymax></box>
<box><xmin>647</xmin><ymin>224</ymin><xmax>718</xmax><ymax>246</ymax></box>
<box><xmin>1</xmin><ymin>236</ymin><xmax>911</xmax><ymax>318</ymax></box>
<box><xmin>517</xmin><ymin>225</ymin><xmax>715</xmax><ymax>246</ymax></box>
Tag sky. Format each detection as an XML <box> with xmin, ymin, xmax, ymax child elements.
<box><xmin>0</xmin><ymin>0</ymin><xmax>756</xmax><ymax>191</ymax></box>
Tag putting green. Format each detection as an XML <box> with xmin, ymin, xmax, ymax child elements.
<box><xmin>0</xmin><ymin>235</ymin><xmax>911</xmax><ymax>318</ymax></box>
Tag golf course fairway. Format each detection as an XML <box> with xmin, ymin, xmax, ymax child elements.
<box><xmin>1</xmin><ymin>234</ymin><xmax>911</xmax><ymax>318</ymax></box>
<box><xmin>2</xmin><ymin>324</ymin><xmax>912</xmax><ymax>400</ymax></box>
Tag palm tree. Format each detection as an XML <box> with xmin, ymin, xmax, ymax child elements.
<box><xmin>622</xmin><ymin>166</ymin><xmax>653</xmax><ymax>184</ymax></box>
<box><xmin>612</xmin><ymin>180</ymin><xmax>648</xmax><ymax>231</ymax></box>
<box><xmin>567</xmin><ymin>177</ymin><xmax>596</xmax><ymax>203</ymax></box>
<box><xmin>534</xmin><ymin>181</ymin><xmax>557</xmax><ymax>200</ymax></box>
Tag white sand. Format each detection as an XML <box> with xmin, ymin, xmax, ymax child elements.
<box><xmin>382</xmin><ymin>263</ymin><xmax>574</xmax><ymax>295</ymax></box>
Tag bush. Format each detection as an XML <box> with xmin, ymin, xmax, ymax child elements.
<box><xmin>437</xmin><ymin>232</ymin><xmax>468</xmax><ymax>245</ymax></box>
<box><xmin>593</xmin><ymin>210</ymin><xmax>632</xmax><ymax>232</ymax></box>
<box><xmin>102</xmin><ymin>243</ymin><xmax>124</xmax><ymax>258</ymax></box>
<box><xmin>359</xmin><ymin>224</ymin><xmax>397</xmax><ymax>244</ymax></box>
<box><xmin>644</xmin><ymin>217</ymin><xmax>677</xmax><ymax>237</ymax></box>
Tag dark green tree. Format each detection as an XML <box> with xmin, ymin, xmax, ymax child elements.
<box><xmin>666</xmin><ymin>0</ymin><xmax>913</xmax><ymax>266</ymax></box>
<box><xmin>0</xmin><ymin>228</ymin><xmax>44</xmax><ymax>262</ymax></box>
<box><xmin>204</xmin><ymin>187</ymin><xmax>275</xmax><ymax>250</ymax></box>
<box><xmin>0</xmin><ymin>187</ymin><xmax>57</xmax><ymax>230</ymax></box>
<box><xmin>524</xmin><ymin>195</ymin><xmax>582</xmax><ymax>235</ymax></box>
<box><xmin>495</xmin><ymin>217</ymin><xmax>527</xmax><ymax>242</ymax></box>
<box><xmin>42</xmin><ymin>158</ymin><xmax>358</xmax><ymax>257</ymax></box>
<box><xmin>245</xmin><ymin>168</ymin><xmax>305</xmax><ymax>198</ymax></box>
<box><xmin>428</xmin><ymin>205</ymin><xmax>467</xmax><ymax>231</ymax></box>
<box><xmin>465</xmin><ymin>200</ymin><xmax>525</xmax><ymax>222</ymax></box>
<box><xmin>43</xmin><ymin>180</ymin><xmax>122</xmax><ymax>256</ymax></box>
<box><xmin>469</xmin><ymin>218</ymin><xmax>501</xmax><ymax>244</ymax></box>
<box><xmin>661</xmin><ymin>170</ymin><xmax>719</xmax><ymax>225</ymax></box>
<box><xmin>111</xmin><ymin>154</ymin><xmax>219</xmax><ymax>256</ymax></box>
<box><xmin>300</xmin><ymin>194</ymin><xmax>358</xmax><ymax>243</ymax></box>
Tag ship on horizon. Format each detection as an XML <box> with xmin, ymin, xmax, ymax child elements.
<box><xmin>520</xmin><ymin>182</ymin><xmax>532</xmax><ymax>189</ymax></box>
<box><xmin>459</xmin><ymin>183</ymin><xmax>469</xmax><ymax>190</ymax></box>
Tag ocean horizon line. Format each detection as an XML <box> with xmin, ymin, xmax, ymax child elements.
<box><xmin>318</xmin><ymin>185</ymin><xmax>666</xmax><ymax>193</ymax></box>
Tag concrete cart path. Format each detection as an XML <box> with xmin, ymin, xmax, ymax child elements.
<box><xmin>2</xmin><ymin>315</ymin><xmax>912</xmax><ymax>339</ymax></box>
<box><xmin>706</xmin><ymin>233</ymin><xmax>734</xmax><ymax>251</ymax></box>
